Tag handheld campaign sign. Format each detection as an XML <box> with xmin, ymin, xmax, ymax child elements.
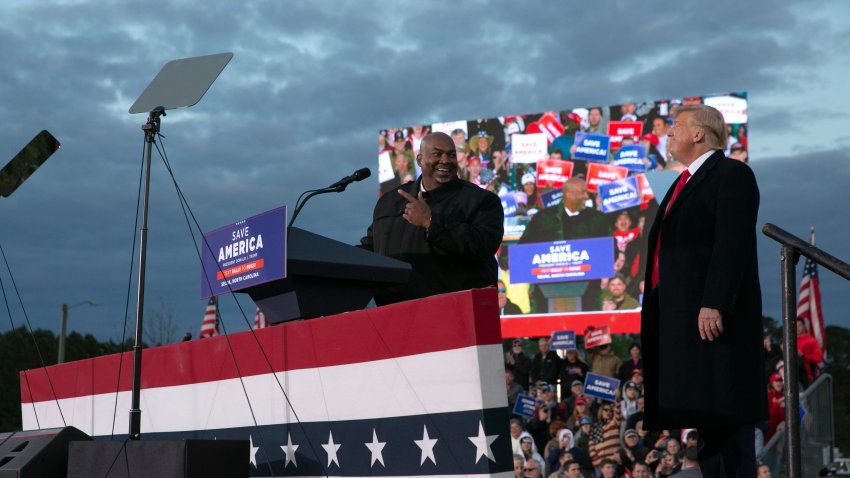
<box><xmin>599</xmin><ymin>176</ymin><xmax>642</xmax><ymax>213</ymax></box>
<box><xmin>703</xmin><ymin>95</ymin><xmax>748</xmax><ymax>124</ymax></box>
<box><xmin>573</xmin><ymin>133</ymin><xmax>610</xmax><ymax>162</ymax></box>
<box><xmin>201</xmin><ymin>206</ymin><xmax>287</xmax><ymax>298</ymax></box>
<box><xmin>539</xmin><ymin>189</ymin><xmax>563</xmax><ymax>209</ymax></box>
<box><xmin>585</xmin><ymin>325</ymin><xmax>612</xmax><ymax>348</ymax></box>
<box><xmin>635</xmin><ymin>173</ymin><xmax>655</xmax><ymax>204</ymax></box>
<box><xmin>536</xmin><ymin>159</ymin><xmax>574</xmax><ymax>189</ymax></box>
<box><xmin>377</xmin><ymin>151</ymin><xmax>395</xmax><ymax>183</ymax></box>
<box><xmin>501</xmin><ymin>193</ymin><xmax>519</xmax><ymax>218</ymax></box>
<box><xmin>550</xmin><ymin>330</ymin><xmax>576</xmax><ymax>351</ymax></box>
<box><xmin>614</xmin><ymin>145</ymin><xmax>647</xmax><ymax>173</ymax></box>
<box><xmin>607</xmin><ymin>121</ymin><xmax>644</xmax><ymax>138</ymax></box>
<box><xmin>586</xmin><ymin>163</ymin><xmax>629</xmax><ymax>193</ymax></box>
<box><xmin>512</xmin><ymin>393</ymin><xmax>537</xmax><ymax>418</ymax></box>
<box><xmin>511</xmin><ymin>133</ymin><xmax>548</xmax><ymax>164</ymax></box>
<box><xmin>583</xmin><ymin>373</ymin><xmax>620</xmax><ymax>402</ymax></box>
<box><xmin>508</xmin><ymin>237</ymin><xmax>615</xmax><ymax>284</ymax></box>
<box><xmin>526</xmin><ymin>112</ymin><xmax>565</xmax><ymax>144</ymax></box>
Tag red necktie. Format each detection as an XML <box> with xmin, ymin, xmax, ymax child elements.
<box><xmin>651</xmin><ymin>170</ymin><xmax>691</xmax><ymax>289</ymax></box>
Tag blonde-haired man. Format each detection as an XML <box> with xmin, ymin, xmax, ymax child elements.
<box><xmin>641</xmin><ymin>104</ymin><xmax>766</xmax><ymax>477</ymax></box>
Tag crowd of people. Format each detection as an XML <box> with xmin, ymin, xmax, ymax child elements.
<box><xmin>378</xmin><ymin>96</ymin><xmax>750</xmax><ymax>315</ymax></box>
<box><xmin>503</xmin><ymin>323</ymin><xmax>823</xmax><ymax>478</ymax></box>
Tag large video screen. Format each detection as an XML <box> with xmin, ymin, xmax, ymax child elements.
<box><xmin>378</xmin><ymin>92</ymin><xmax>748</xmax><ymax>333</ymax></box>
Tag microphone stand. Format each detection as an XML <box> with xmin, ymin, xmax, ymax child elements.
<box><xmin>287</xmin><ymin>184</ymin><xmax>345</xmax><ymax>230</ymax></box>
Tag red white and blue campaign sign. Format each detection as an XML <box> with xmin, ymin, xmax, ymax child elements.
<box><xmin>573</xmin><ymin>133</ymin><xmax>610</xmax><ymax>162</ymax></box>
<box><xmin>540</xmin><ymin>189</ymin><xmax>563</xmax><ymax>209</ymax></box>
<box><xmin>607</xmin><ymin>121</ymin><xmax>644</xmax><ymax>138</ymax></box>
<box><xmin>508</xmin><ymin>237</ymin><xmax>615</xmax><ymax>284</ymax></box>
<box><xmin>586</xmin><ymin>163</ymin><xmax>629</xmax><ymax>193</ymax></box>
<box><xmin>536</xmin><ymin>159</ymin><xmax>574</xmax><ymax>189</ymax></box>
<box><xmin>550</xmin><ymin>331</ymin><xmax>576</xmax><ymax>351</ymax></box>
<box><xmin>21</xmin><ymin>290</ymin><xmax>512</xmax><ymax>478</ymax></box>
<box><xmin>583</xmin><ymin>373</ymin><xmax>620</xmax><ymax>402</ymax></box>
<box><xmin>500</xmin><ymin>193</ymin><xmax>519</xmax><ymax>217</ymax></box>
<box><xmin>599</xmin><ymin>176</ymin><xmax>642</xmax><ymax>213</ymax></box>
<box><xmin>201</xmin><ymin>205</ymin><xmax>287</xmax><ymax>298</ymax></box>
<box><xmin>614</xmin><ymin>145</ymin><xmax>647</xmax><ymax>173</ymax></box>
<box><xmin>512</xmin><ymin>394</ymin><xmax>537</xmax><ymax>418</ymax></box>
<box><xmin>584</xmin><ymin>325</ymin><xmax>612</xmax><ymax>348</ymax></box>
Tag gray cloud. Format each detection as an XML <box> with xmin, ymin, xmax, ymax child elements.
<box><xmin>1</xmin><ymin>0</ymin><xmax>849</xmax><ymax>343</ymax></box>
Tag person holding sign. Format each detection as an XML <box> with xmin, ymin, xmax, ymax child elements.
<box><xmin>641</xmin><ymin>104</ymin><xmax>765</xmax><ymax>478</ymax></box>
<box><xmin>360</xmin><ymin>132</ymin><xmax>504</xmax><ymax>305</ymax></box>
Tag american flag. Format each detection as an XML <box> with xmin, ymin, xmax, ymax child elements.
<box><xmin>199</xmin><ymin>297</ymin><xmax>219</xmax><ymax>338</ymax></box>
<box><xmin>253</xmin><ymin>307</ymin><xmax>268</xmax><ymax>330</ymax></box>
<box><xmin>797</xmin><ymin>229</ymin><xmax>825</xmax><ymax>351</ymax></box>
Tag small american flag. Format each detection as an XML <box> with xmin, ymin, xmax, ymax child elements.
<box><xmin>199</xmin><ymin>297</ymin><xmax>219</xmax><ymax>338</ymax></box>
<box><xmin>253</xmin><ymin>307</ymin><xmax>268</xmax><ymax>330</ymax></box>
<box><xmin>797</xmin><ymin>228</ymin><xmax>825</xmax><ymax>351</ymax></box>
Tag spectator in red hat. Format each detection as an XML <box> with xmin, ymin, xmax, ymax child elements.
<box><xmin>640</xmin><ymin>133</ymin><xmax>666</xmax><ymax>170</ymax></box>
<box><xmin>765</xmin><ymin>373</ymin><xmax>785</xmax><ymax>441</ymax></box>
<box><xmin>467</xmin><ymin>156</ymin><xmax>486</xmax><ymax>188</ymax></box>
<box><xmin>566</xmin><ymin>395</ymin><xmax>591</xmax><ymax>431</ymax></box>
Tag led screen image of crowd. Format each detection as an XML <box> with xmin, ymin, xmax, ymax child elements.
<box><xmin>378</xmin><ymin>93</ymin><xmax>748</xmax><ymax>316</ymax></box>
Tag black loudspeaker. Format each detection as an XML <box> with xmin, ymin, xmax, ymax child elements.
<box><xmin>0</xmin><ymin>426</ymin><xmax>91</xmax><ymax>478</ymax></box>
<box><xmin>67</xmin><ymin>440</ymin><xmax>248</xmax><ymax>478</ymax></box>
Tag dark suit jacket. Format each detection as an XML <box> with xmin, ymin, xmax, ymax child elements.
<box><xmin>640</xmin><ymin>150</ymin><xmax>767</xmax><ymax>429</ymax></box>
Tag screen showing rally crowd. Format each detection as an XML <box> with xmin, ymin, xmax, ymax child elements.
<box><xmin>378</xmin><ymin>92</ymin><xmax>749</xmax><ymax>318</ymax></box>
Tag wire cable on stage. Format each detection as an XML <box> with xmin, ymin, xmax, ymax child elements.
<box><xmin>108</xmin><ymin>134</ymin><xmax>147</xmax><ymax>440</ymax></box>
<box><xmin>152</xmin><ymin>133</ymin><xmax>331</xmax><ymax>478</ymax></box>
<box><xmin>0</xmin><ymin>242</ymin><xmax>67</xmax><ymax>430</ymax></box>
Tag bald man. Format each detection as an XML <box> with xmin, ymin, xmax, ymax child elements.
<box><xmin>360</xmin><ymin>132</ymin><xmax>504</xmax><ymax>305</ymax></box>
<box><xmin>518</xmin><ymin>178</ymin><xmax>610</xmax><ymax>312</ymax></box>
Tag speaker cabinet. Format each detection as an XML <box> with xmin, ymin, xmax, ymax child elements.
<box><xmin>0</xmin><ymin>426</ymin><xmax>90</xmax><ymax>478</ymax></box>
<box><xmin>67</xmin><ymin>439</ymin><xmax>248</xmax><ymax>478</ymax></box>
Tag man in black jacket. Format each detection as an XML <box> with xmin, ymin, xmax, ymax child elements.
<box><xmin>360</xmin><ymin>132</ymin><xmax>504</xmax><ymax>305</ymax></box>
<box><xmin>530</xmin><ymin>337</ymin><xmax>561</xmax><ymax>388</ymax></box>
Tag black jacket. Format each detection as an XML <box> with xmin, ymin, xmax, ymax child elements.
<box><xmin>641</xmin><ymin>151</ymin><xmax>767</xmax><ymax>428</ymax></box>
<box><xmin>360</xmin><ymin>177</ymin><xmax>504</xmax><ymax>305</ymax></box>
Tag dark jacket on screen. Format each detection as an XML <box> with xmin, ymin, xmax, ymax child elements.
<box><xmin>360</xmin><ymin>176</ymin><xmax>504</xmax><ymax>306</ymax></box>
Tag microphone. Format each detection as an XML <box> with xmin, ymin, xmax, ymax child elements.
<box><xmin>288</xmin><ymin>168</ymin><xmax>372</xmax><ymax>229</ymax></box>
<box><xmin>328</xmin><ymin>168</ymin><xmax>371</xmax><ymax>189</ymax></box>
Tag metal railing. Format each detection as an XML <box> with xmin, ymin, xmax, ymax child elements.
<box><xmin>758</xmin><ymin>373</ymin><xmax>834</xmax><ymax>477</ymax></box>
<box><xmin>762</xmin><ymin>223</ymin><xmax>850</xmax><ymax>478</ymax></box>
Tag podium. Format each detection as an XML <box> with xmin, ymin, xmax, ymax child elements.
<box><xmin>242</xmin><ymin>227</ymin><xmax>411</xmax><ymax>324</ymax></box>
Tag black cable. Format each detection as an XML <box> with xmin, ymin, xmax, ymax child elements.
<box><xmin>0</xmin><ymin>242</ymin><xmax>67</xmax><ymax>428</ymax></box>
<box><xmin>157</xmin><ymin>136</ymin><xmax>321</xmax><ymax>478</ymax></box>
<box><xmin>0</xmin><ymin>256</ymin><xmax>40</xmax><ymax>429</ymax></box>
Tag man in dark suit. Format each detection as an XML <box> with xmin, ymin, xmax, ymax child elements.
<box><xmin>518</xmin><ymin>178</ymin><xmax>610</xmax><ymax>312</ymax></box>
<box><xmin>640</xmin><ymin>105</ymin><xmax>766</xmax><ymax>477</ymax></box>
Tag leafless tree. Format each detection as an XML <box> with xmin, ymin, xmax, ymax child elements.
<box><xmin>143</xmin><ymin>297</ymin><xmax>180</xmax><ymax>346</ymax></box>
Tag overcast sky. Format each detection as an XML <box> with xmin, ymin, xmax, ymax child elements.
<box><xmin>1</xmin><ymin>0</ymin><xmax>848</xmax><ymax>345</ymax></box>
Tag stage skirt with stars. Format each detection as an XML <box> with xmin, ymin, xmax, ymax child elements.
<box><xmin>20</xmin><ymin>289</ymin><xmax>513</xmax><ymax>477</ymax></box>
